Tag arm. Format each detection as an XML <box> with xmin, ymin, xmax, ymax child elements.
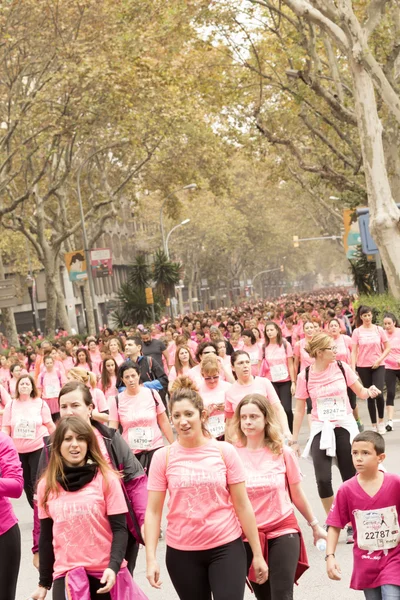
<box><xmin>290</xmin><ymin>399</ymin><xmax>306</xmax><ymax>455</ymax></box>
<box><xmin>91</xmin><ymin>409</ymin><xmax>110</xmax><ymax>424</ymax></box>
<box><xmin>289</xmin><ymin>482</ymin><xmax>326</xmax><ymax>544</ymax></box>
<box><xmin>0</xmin><ymin>435</ymin><xmax>24</xmax><ymax>498</ymax></box>
<box><xmin>288</xmin><ymin>357</ymin><xmax>296</xmax><ymax>396</ymax></box>
<box><xmin>293</xmin><ymin>354</ymin><xmax>299</xmax><ymax>383</ymax></box>
<box><xmin>326</xmin><ymin>526</ymin><xmax>342</xmax><ymax>581</ymax></box>
<box><xmin>149</xmin><ymin>359</ymin><xmax>168</xmax><ymax>391</ymax></box>
<box><xmin>349</xmin><ymin>378</ymin><xmax>381</xmax><ymax>399</ymax></box>
<box><xmin>157</xmin><ymin>412</ymin><xmax>174</xmax><ymax>444</ymax></box>
<box><xmin>218</xmin><ymin>358</ymin><xmax>235</xmax><ymax>383</ymax></box>
<box><xmin>224</xmin><ymin>416</ymin><xmax>233</xmax><ymax>443</ymax></box>
<box><xmin>372</xmin><ymin>340</ymin><xmax>391</xmax><ymax>369</ymax></box>
<box><xmin>229</xmin><ymin>482</ymin><xmax>268</xmax><ymax>585</ymax></box>
<box><xmin>107</xmin><ymin>513</ymin><xmax>128</xmax><ymax>575</ymax></box>
<box><xmin>351</xmin><ymin>344</ymin><xmax>357</xmax><ymax>372</ymax></box>
<box><xmin>144</xmin><ymin>490</ymin><xmax>166</xmax><ymax>588</ymax></box>
<box><xmin>45</xmin><ymin>421</ymin><xmax>55</xmax><ymax>435</ymax></box>
<box><xmin>272</xmin><ymin>402</ymin><xmax>291</xmax><ymax>439</ymax></box>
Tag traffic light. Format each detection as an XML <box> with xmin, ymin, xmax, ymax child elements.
<box><xmin>293</xmin><ymin>235</ymin><xmax>299</xmax><ymax>248</ymax></box>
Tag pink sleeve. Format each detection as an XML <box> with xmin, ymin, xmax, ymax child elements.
<box><xmin>379</xmin><ymin>327</ymin><xmax>388</xmax><ymax>343</ymax></box>
<box><xmin>153</xmin><ymin>391</ymin><xmax>165</xmax><ymax>415</ymax></box>
<box><xmin>0</xmin><ymin>433</ymin><xmax>23</xmax><ymax>498</ymax></box>
<box><xmin>286</xmin><ymin>342</ymin><xmax>293</xmax><ymax>358</ymax></box>
<box><xmin>224</xmin><ymin>392</ymin><xmax>234</xmax><ymax>417</ymax></box>
<box><xmin>147</xmin><ymin>446</ymin><xmax>168</xmax><ymax>491</ymax></box>
<box><xmin>103</xmin><ymin>472</ymin><xmax>128</xmax><ymax>515</ymax></box>
<box><xmin>2</xmin><ymin>401</ymin><xmax>11</xmax><ymax>427</ymax></box>
<box><xmin>293</xmin><ymin>342</ymin><xmax>300</xmax><ymax>357</ymax></box>
<box><xmin>220</xmin><ymin>442</ymin><xmax>246</xmax><ymax>484</ymax></box>
<box><xmin>351</xmin><ymin>328</ymin><xmax>359</xmax><ymax>346</ymax></box>
<box><xmin>326</xmin><ymin>485</ymin><xmax>350</xmax><ymax>529</ymax></box>
<box><xmin>168</xmin><ymin>367</ymin><xmax>177</xmax><ymax>384</ymax></box>
<box><xmin>342</xmin><ymin>362</ymin><xmax>358</xmax><ymax>387</ymax></box>
<box><xmin>108</xmin><ymin>396</ymin><xmax>119</xmax><ymax>422</ymax></box>
<box><xmin>0</xmin><ymin>385</ymin><xmax>11</xmax><ymax>407</ymax></box>
<box><xmin>94</xmin><ymin>389</ymin><xmax>108</xmax><ymax>412</ymax></box>
<box><xmin>41</xmin><ymin>400</ymin><xmax>52</xmax><ymax>425</ymax></box>
<box><xmin>294</xmin><ymin>373</ymin><xmax>308</xmax><ymax>400</ymax></box>
<box><xmin>283</xmin><ymin>446</ymin><xmax>301</xmax><ymax>485</ymax></box>
<box><xmin>264</xmin><ymin>379</ymin><xmax>280</xmax><ymax>405</ymax></box>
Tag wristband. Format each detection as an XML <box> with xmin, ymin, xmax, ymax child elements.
<box><xmin>288</xmin><ymin>440</ymin><xmax>298</xmax><ymax>445</ymax></box>
<box><xmin>325</xmin><ymin>553</ymin><xmax>335</xmax><ymax>561</ymax></box>
<box><xmin>308</xmin><ymin>518</ymin><xmax>319</xmax><ymax>527</ymax></box>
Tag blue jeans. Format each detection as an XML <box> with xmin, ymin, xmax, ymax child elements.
<box><xmin>364</xmin><ymin>585</ymin><xmax>400</xmax><ymax>600</ymax></box>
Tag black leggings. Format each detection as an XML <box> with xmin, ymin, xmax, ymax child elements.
<box><xmin>272</xmin><ymin>381</ymin><xmax>293</xmax><ymax>432</ymax></box>
<box><xmin>166</xmin><ymin>537</ymin><xmax>247</xmax><ymax>600</ymax></box>
<box><xmin>0</xmin><ymin>523</ymin><xmax>21</xmax><ymax>600</ymax></box>
<box><xmin>53</xmin><ymin>574</ymin><xmax>111</xmax><ymax>600</ymax></box>
<box><xmin>245</xmin><ymin>533</ymin><xmax>300</xmax><ymax>600</ymax></box>
<box><xmin>135</xmin><ymin>447</ymin><xmax>161</xmax><ymax>474</ymax></box>
<box><xmin>19</xmin><ymin>447</ymin><xmax>43</xmax><ymax>509</ymax></box>
<box><xmin>357</xmin><ymin>366</ymin><xmax>386</xmax><ymax>423</ymax></box>
<box><xmin>385</xmin><ymin>369</ymin><xmax>400</xmax><ymax>406</ymax></box>
<box><xmin>311</xmin><ymin>428</ymin><xmax>356</xmax><ymax>498</ymax></box>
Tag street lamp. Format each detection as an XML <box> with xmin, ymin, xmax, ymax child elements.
<box><xmin>160</xmin><ymin>184</ymin><xmax>197</xmax><ymax>253</ymax></box>
<box><xmin>165</xmin><ymin>219</ymin><xmax>191</xmax><ymax>259</ymax></box>
<box><xmin>26</xmin><ymin>275</ymin><xmax>40</xmax><ymax>333</ymax></box>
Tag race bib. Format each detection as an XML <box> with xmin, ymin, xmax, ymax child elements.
<box><xmin>128</xmin><ymin>427</ymin><xmax>153</xmax><ymax>450</ymax></box>
<box><xmin>316</xmin><ymin>396</ymin><xmax>347</xmax><ymax>421</ymax></box>
<box><xmin>45</xmin><ymin>384</ymin><xmax>60</xmax><ymax>398</ymax></box>
<box><xmin>207</xmin><ymin>414</ymin><xmax>225</xmax><ymax>438</ymax></box>
<box><xmin>249</xmin><ymin>352</ymin><xmax>259</xmax><ymax>366</ymax></box>
<box><xmin>14</xmin><ymin>419</ymin><xmax>36</xmax><ymax>439</ymax></box>
<box><xmin>354</xmin><ymin>506</ymin><xmax>400</xmax><ymax>551</ymax></box>
<box><xmin>270</xmin><ymin>364</ymin><xmax>288</xmax><ymax>382</ymax></box>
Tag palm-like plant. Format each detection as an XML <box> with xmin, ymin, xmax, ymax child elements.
<box><xmin>349</xmin><ymin>245</ymin><xmax>387</xmax><ymax>295</ymax></box>
<box><xmin>152</xmin><ymin>249</ymin><xmax>181</xmax><ymax>301</ymax></box>
<box><xmin>128</xmin><ymin>255</ymin><xmax>151</xmax><ymax>288</ymax></box>
<box><xmin>113</xmin><ymin>282</ymin><xmax>162</xmax><ymax>325</ymax></box>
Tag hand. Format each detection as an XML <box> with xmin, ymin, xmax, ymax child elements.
<box><xmin>290</xmin><ymin>382</ymin><xmax>296</xmax><ymax>396</ymax></box>
<box><xmin>208</xmin><ymin>404</ymin><xmax>217</xmax><ymax>415</ymax></box>
<box><xmin>97</xmin><ymin>568</ymin><xmax>116</xmax><ymax>594</ymax></box>
<box><xmin>312</xmin><ymin>524</ymin><xmax>327</xmax><ymax>546</ymax></box>
<box><xmin>140</xmin><ymin>524</ymin><xmax>145</xmax><ymax>542</ymax></box>
<box><xmin>32</xmin><ymin>552</ymin><xmax>39</xmax><ymax>570</ymax></box>
<box><xmin>368</xmin><ymin>385</ymin><xmax>381</xmax><ymax>398</ymax></box>
<box><xmin>284</xmin><ymin>432</ymin><xmax>292</xmax><ymax>444</ymax></box>
<box><xmin>371</xmin><ymin>361</ymin><xmax>381</xmax><ymax>370</ymax></box>
<box><xmin>326</xmin><ymin>555</ymin><xmax>342</xmax><ymax>581</ymax></box>
<box><xmin>290</xmin><ymin>441</ymin><xmax>301</xmax><ymax>457</ymax></box>
<box><xmin>28</xmin><ymin>587</ymin><xmax>48</xmax><ymax>599</ymax></box>
<box><xmin>147</xmin><ymin>558</ymin><xmax>162</xmax><ymax>588</ymax></box>
<box><xmin>251</xmin><ymin>555</ymin><xmax>268</xmax><ymax>585</ymax></box>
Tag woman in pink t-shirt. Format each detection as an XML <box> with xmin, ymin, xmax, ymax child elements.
<box><xmin>107</xmin><ymin>337</ymin><xmax>125</xmax><ymax>367</ymax></box>
<box><xmin>293</xmin><ymin>319</ymin><xmax>315</xmax><ymax>423</ymax></box>
<box><xmin>74</xmin><ymin>347</ymin><xmax>92</xmax><ymax>372</ymax></box>
<box><xmin>99</xmin><ymin>357</ymin><xmax>118</xmax><ymax>403</ymax></box>
<box><xmin>242</xmin><ymin>329</ymin><xmax>262</xmax><ymax>377</ymax></box>
<box><xmin>37</xmin><ymin>355</ymin><xmax>66</xmax><ymax>422</ymax></box>
<box><xmin>233</xmin><ymin>393</ymin><xmax>326</xmax><ymax>600</ymax></box>
<box><xmin>0</xmin><ymin>354</ymin><xmax>11</xmax><ymax>387</ymax></box>
<box><xmin>109</xmin><ymin>362</ymin><xmax>174</xmax><ymax>472</ymax></box>
<box><xmin>225</xmin><ymin>350</ymin><xmax>290</xmax><ymax>442</ymax></box>
<box><xmin>8</xmin><ymin>362</ymin><xmax>23</xmax><ymax>398</ymax></box>
<box><xmin>292</xmin><ymin>333</ymin><xmax>381</xmax><ymax>534</ymax></box>
<box><xmin>168</xmin><ymin>345</ymin><xmax>196</xmax><ymax>392</ymax></box>
<box><xmin>197</xmin><ymin>354</ymin><xmax>231</xmax><ymax>440</ymax></box>
<box><xmin>67</xmin><ymin>368</ymin><xmax>110</xmax><ymax>424</ymax></box>
<box><xmin>383</xmin><ymin>311</ymin><xmax>400</xmax><ymax>431</ymax></box>
<box><xmin>351</xmin><ymin>305</ymin><xmax>390</xmax><ymax>433</ymax></box>
<box><xmin>2</xmin><ymin>375</ymin><xmax>55</xmax><ymax>509</ymax></box>
<box><xmin>261</xmin><ymin>322</ymin><xmax>296</xmax><ymax>433</ymax></box>
<box><xmin>87</xmin><ymin>338</ymin><xmax>102</xmax><ymax>376</ymax></box>
<box><xmin>145</xmin><ymin>376</ymin><xmax>268</xmax><ymax>599</ymax></box>
<box><xmin>0</xmin><ymin>431</ymin><xmax>23</xmax><ymax>600</ymax></box>
<box><xmin>30</xmin><ymin>416</ymin><xmax>135</xmax><ymax>600</ymax></box>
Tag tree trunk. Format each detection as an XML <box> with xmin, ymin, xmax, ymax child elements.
<box><xmin>350</xmin><ymin>58</ymin><xmax>400</xmax><ymax>298</ymax></box>
<box><xmin>83</xmin><ymin>280</ymin><xmax>96</xmax><ymax>335</ymax></box>
<box><xmin>44</xmin><ymin>271</ymin><xmax>58</xmax><ymax>337</ymax></box>
<box><xmin>54</xmin><ymin>261</ymin><xmax>72</xmax><ymax>333</ymax></box>
<box><xmin>0</xmin><ymin>253</ymin><xmax>19</xmax><ymax>346</ymax></box>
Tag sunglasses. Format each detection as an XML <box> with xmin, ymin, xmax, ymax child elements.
<box><xmin>204</xmin><ymin>375</ymin><xmax>220</xmax><ymax>381</ymax></box>
<box><xmin>203</xmin><ymin>350</ymin><xmax>217</xmax><ymax>355</ymax></box>
<box><xmin>323</xmin><ymin>346</ymin><xmax>337</xmax><ymax>352</ymax></box>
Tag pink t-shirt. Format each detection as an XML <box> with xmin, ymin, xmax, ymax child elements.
<box><xmin>168</xmin><ymin>365</ymin><xmax>190</xmax><ymax>387</ymax></box>
<box><xmin>39</xmin><ymin>370</ymin><xmax>64</xmax><ymax>414</ymax></box>
<box><xmin>244</xmin><ymin>344</ymin><xmax>263</xmax><ymax>376</ymax></box>
<box><xmin>0</xmin><ymin>384</ymin><xmax>11</xmax><ymax>428</ymax></box>
<box><xmin>263</xmin><ymin>342</ymin><xmax>293</xmax><ymax>383</ymax></box>
<box><xmin>199</xmin><ymin>380</ymin><xmax>231</xmax><ymax>438</ymax></box>
<box><xmin>352</xmin><ymin>325</ymin><xmax>388</xmax><ymax>368</ymax></box>
<box><xmin>225</xmin><ymin>376</ymin><xmax>280</xmax><ymax>418</ymax></box>
<box><xmin>332</xmin><ymin>334</ymin><xmax>352</xmax><ymax>364</ymax></box>
<box><xmin>2</xmin><ymin>398</ymin><xmax>52</xmax><ymax>453</ymax></box>
<box><xmin>108</xmin><ymin>388</ymin><xmax>165</xmax><ymax>453</ymax></box>
<box><xmin>147</xmin><ymin>439</ymin><xmax>244</xmax><ymax>550</ymax></box>
<box><xmin>111</xmin><ymin>353</ymin><xmax>125</xmax><ymax>367</ymax></box>
<box><xmin>99</xmin><ymin>376</ymin><xmax>118</xmax><ymax>403</ymax></box>
<box><xmin>327</xmin><ymin>472</ymin><xmax>400</xmax><ymax>590</ymax></box>
<box><xmin>385</xmin><ymin>328</ymin><xmax>400</xmax><ymax>370</ymax></box>
<box><xmin>293</xmin><ymin>338</ymin><xmax>314</xmax><ymax>370</ymax></box>
<box><xmin>89</xmin><ymin>352</ymin><xmax>102</xmax><ymax>376</ymax></box>
<box><xmin>37</xmin><ymin>471</ymin><xmax>127</xmax><ymax>579</ymax></box>
<box><xmin>236</xmin><ymin>445</ymin><xmax>301</xmax><ymax>535</ymax></box>
<box><xmin>295</xmin><ymin>361</ymin><xmax>358</xmax><ymax>422</ymax></box>
<box><xmin>62</xmin><ymin>356</ymin><xmax>75</xmax><ymax>374</ymax></box>
<box><xmin>0</xmin><ymin>432</ymin><xmax>23</xmax><ymax>536</ymax></box>
<box><xmin>166</xmin><ymin>342</ymin><xmax>176</xmax><ymax>367</ymax></box>
<box><xmin>91</xmin><ymin>388</ymin><xmax>108</xmax><ymax>413</ymax></box>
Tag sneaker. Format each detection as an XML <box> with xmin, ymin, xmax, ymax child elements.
<box><xmin>378</xmin><ymin>423</ymin><xmax>386</xmax><ymax>435</ymax></box>
<box><xmin>371</xmin><ymin>425</ymin><xmax>378</xmax><ymax>432</ymax></box>
<box><xmin>356</xmin><ymin>419</ymin><xmax>364</xmax><ymax>433</ymax></box>
<box><xmin>386</xmin><ymin>420</ymin><xmax>394</xmax><ymax>432</ymax></box>
<box><xmin>346</xmin><ymin>526</ymin><xmax>354</xmax><ymax>544</ymax></box>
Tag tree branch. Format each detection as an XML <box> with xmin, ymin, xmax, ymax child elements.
<box><xmin>363</xmin><ymin>0</ymin><xmax>390</xmax><ymax>39</ymax></box>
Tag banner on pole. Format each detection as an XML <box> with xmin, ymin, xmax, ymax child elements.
<box><xmin>65</xmin><ymin>251</ymin><xmax>88</xmax><ymax>282</ymax></box>
<box><xmin>90</xmin><ymin>248</ymin><xmax>113</xmax><ymax>278</ymax></box>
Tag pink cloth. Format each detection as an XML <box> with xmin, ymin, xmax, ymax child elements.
<box><xmin>385</xmin><ymin>328</ymin><xmax>400</xmax><ymax>370</ymax></box>
<box><xmin>2</xmin><ymin>398</ymin><xmax>52</xmax><ymax>453</ymax></box>
<box><xmin>39</xmin><ymin>369</ymin><xmax>65</xmax><ymax>414</ymax></box>
<box><xmin>352</xmin><ymin>325</ymin><xmax>388</xmax><ymax>367</ymax></box>
<box><xmin>91</xmin><ymin>388</ymin><xmax>108</xmax><ymax>413</ymax></box>
<box><xmin>263</xmin><ymin>342</ymin><xmax>293</xmax><ymax>382</ymax></box>
<box><xmin>63</xmin><ymin>566</ymin><xmax>144</xmax><ymax>600</ymax></box>
<box><xmin>225</xmin><ymin>376</ymin><xmax>280</xmax><ymax>418</ymax></box>
<box><xmin>237</xmin><ymin>445</ymin><xmax>301</xmax><ymax>535</ymax></box>
<box><xmin>89</xmin><ymin>352</ymin><xmax>102</xmax><ymax>376</ymax></box>
<box><xmin>243</xmin><ymin>344</ymin><xmax>263</xmax><ymax>376</ymax></box>
<box><xmin>148</xmin><ymin>439</ymin><xmax>244</xmax><ymax>550</ymax></box>
<box><xmin>332</xmin><ymin>334</ymin><xmax>352</xmax><ymax>364</ymax></box>
<box><xmin>108</xmin><ymin>388</ymin><xmax>165</xmax><ymax>454</ymax></box>
<box><xmin>327</xmin><ymin>472</ymin><xmax>400</xmax><ymax>590</ymax></box>
<box><xmin>293</xmin><ymin>339</ymin><xmax>314</xmax><ymax>370</ymax></box>
<box><xmin>37</xmin><ymin>471</ymin><xmax>128</xmax><ymax>579</ymax></box>
<box><xmin>295</xmin><ymin>361</ymin><xmax>358</xmax><ymax>421</ymax></box>
<box><xmin>0</xmin><ymin>432</ymin><xmax>23</xmax><ymax>535</ymax></box>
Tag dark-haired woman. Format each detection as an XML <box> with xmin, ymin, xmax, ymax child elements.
<box><xmin>351</xmin><ymin>305</ymin><xmax>390</xmax><ymax>433</ymax></box>
<box><xmin>243</xmin><ymin>329</ymin><xmax>262</xmax><ymax>377</ymax></box>
<box><xmin>383</xmin><ymin>312</ymin><xmax>400</xmax><ymax>431</ymax></box>
<box><xmin>99</xmin><ymin>357</ymin><xmax>118</xmax><ymax>403</ymax></box>
<box><xmin>75</xmin><ymin>347</ymin><xmax>92</xmax><ymax>372</ymax></box>
<box><xmin>261</xmin><ymin>322</ymin><xmax>295</xmax><ymax>433</ymax></box>
<box><xmin>144</xmin><ymin>376</ymin><xmax>268</xmax><ymax>600</ymax></box>
<box><xmin>109</xmin><ymin>362</ymin><xmax>174</xmax><ymax>472</ymax></box>
<box><xmin>29</xmin><ymin>416</ymin><xmax>136</xmax><ymax>599</ymax></box>
<box><xmin>0</xmin><ymin>431</ymin><xmax>23</xmax><ymax>600</ymax></box>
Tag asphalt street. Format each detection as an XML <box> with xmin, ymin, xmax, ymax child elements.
<box><xmin>15</xmin><ymin>399</ymin><xmax>400</xmax><ymax>600</ymax></box>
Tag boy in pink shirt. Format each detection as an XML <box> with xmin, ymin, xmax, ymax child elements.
<box><xmin>326</xmin><ymin>431</ymin><xmax>400</xmax><ymax>598</ymax></box>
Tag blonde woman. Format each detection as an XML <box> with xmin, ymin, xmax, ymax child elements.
<box><xmin>67</xmin><ymin>367</ymin><xmax>109</xmax><ymax>423</ymax></box>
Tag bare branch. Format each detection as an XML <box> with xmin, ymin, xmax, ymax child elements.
<box><xmin>363</xmin><ymin>0</ymin><xmax>390</xmax><ymax>38</ymax></box>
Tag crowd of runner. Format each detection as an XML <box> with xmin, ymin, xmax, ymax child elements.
<box><xmin>0</xmin><ymin>289</ymin><xmax>400</xmax><ymax>599</ymax></box>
